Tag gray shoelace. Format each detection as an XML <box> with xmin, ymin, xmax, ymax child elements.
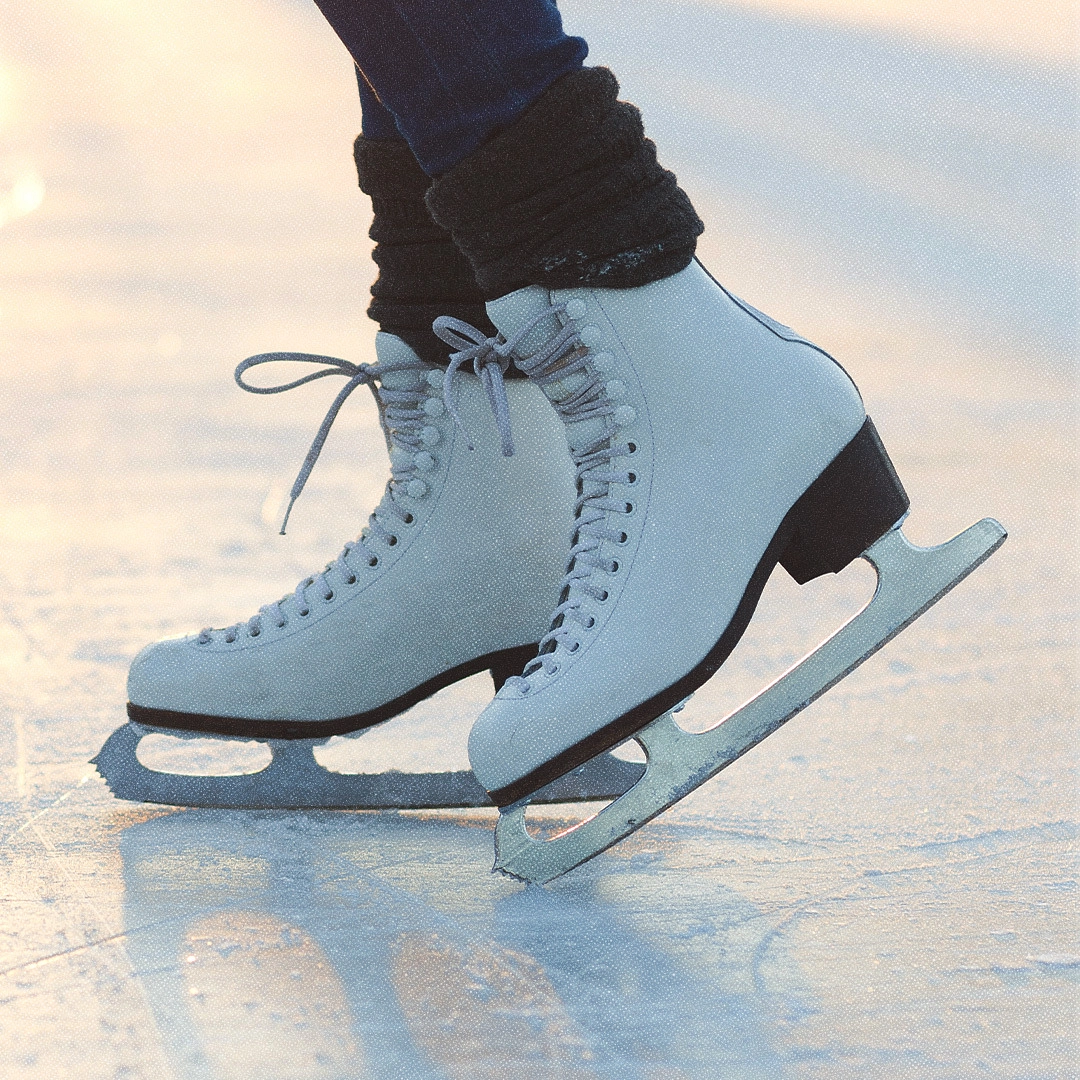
<box><xmin>235</xmin><ymin>352</ymin><xmax>381</xmax><ymax>535</ymax></box>
<box><xmin>433</xmin><ymin>316</ymin><xmax>516</xmax><ymax>456</ymax></box>
<box><xmin>198</xmin><ymin>349</ymin><xmax>432</xmax><ymax>644</ymax></box>
<box><xmin>436</xmin><ymin>309</ymin><xmax>636</xmax><ymax>683</ymax></box>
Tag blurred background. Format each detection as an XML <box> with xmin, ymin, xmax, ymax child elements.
<box><xmin>0</xmin><ymin>2</ymin><xmax>1076</xmax><ymax>1078</ymax></box>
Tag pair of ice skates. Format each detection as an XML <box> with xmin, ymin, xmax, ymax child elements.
<box><xmin>94</xmin><ymin>261</ymin><xmax>1006</xmax><ymax>883</ymax></box>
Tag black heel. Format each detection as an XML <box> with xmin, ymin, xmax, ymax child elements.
<box><xmin>780</xmin><ymin>417</ymin><xmax>909</xmax><ymax>584</ymax></box>
<box><xmin>489</xmin><ymin>643</ymin><xmax>539</xmax><ymax>691</ymax></box>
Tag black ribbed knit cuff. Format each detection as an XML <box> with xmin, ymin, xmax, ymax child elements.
<box><xmin>354</xmin><ymin>135</ymin><xmax>498</xmax><ymax>367</ymax></box>
<box><xmin>425</xmin><ymin>67</ymin><xmax>704</xmax><ymax>300</ymax></box>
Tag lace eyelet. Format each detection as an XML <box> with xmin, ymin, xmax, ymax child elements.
<box><xmin>610</xmin><ymin>561</ymin><xmax>619</xmax><ymax>573</ymax></box>
<box><xmin>599</xmin><ymin>590</ymin><xmax>610</xmax><ymax>602</ymax></box>
<box><xmin>324</xmin><ymin>591</ymin><xmax>333</xmax><ymax>602</ymax></box>
<box><xmin>626</xmin><ymin>472</ymin><xmax>638</xmax><ymax>485</ymax></box>
<box><xmin>548</xmin><ymin>663</ymin><xmax>560</xmax><ymax>675</ymax></box>
<box><xmin>403</xmin><ymin>513</ymin><xmax>415</xmax><ymax>525</ymax></box>
<box><xmin>624</xmin><ymin>502</ymin><xmax>634</xmax><ymax>514</ymax></box>
<box><xmin>369</xmin><ymin>557</ymin><xmax>379</xmax><ymax>567</ymax></box>
<box><xmin>346</xmin><ymin>575</ymin><xmax>357</xmax><ymax>585</ymax></box>
<box><xmin>585</xmin><ymin>616</ymin><xmax>596</xmax><ymax>628</ymax></box>
<box><xmin>627</xmin><ymin>442</ymin><xmax>637</xmax><ymax>454</ymax></box>
<box><xmin>276</xmin><ymin>621</ymin><xmax>286</xmax><ymax>629</ymax></box>
<box><xmin>249</xmin><ymin>627</ymin><xmax>260</xmax><ymax>637</ymax></box>
<box><xmin>616</xmin><ymin>532</ymin><xmax>628</xmax><ymax>544</ymax></box>
<box><xmin>224</xmin><ymin>633</ymin><xmax>237</xmax><ymax>643</ymax></box>
<box><xmin>387</xmin><ymin>536</ymin><xmax>398</xmax><ymax>546</ymax></box>
<box><xmin>299</xmin><ymin>609</ymin><xmax>310</xmax><ymax>618</ymax></box>
<box><xmin>567</xmin><ymin>642</ymin><xmax>580</xmax><ymax>653</ymax></box>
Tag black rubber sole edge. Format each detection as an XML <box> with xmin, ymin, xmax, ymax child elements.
<box><xmin>488</xmin><ymin>417</ymin><xmax>910</xmax><ymax>807</ymax></box>
<box><xmin>126</xmin><ymin>641</ymin><xmax>539</xmax><ymax>741</ymax></box>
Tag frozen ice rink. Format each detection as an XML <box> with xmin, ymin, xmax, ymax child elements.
<box><xmin>1</xmin><ymin>1</ymin><xmax>1076</xmax><ymax>1076</ymax></box>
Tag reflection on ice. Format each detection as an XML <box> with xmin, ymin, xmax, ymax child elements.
<box><xmin>183</xmin><ymin>912</ymin><xmax>363</xmax><ymax>1077</ymax></box>
<box><xmin>120</xmin><ymin>808</ymin><xmax>792</xmax><ymax>1078</ymax></box>
<box><xmin>391</xmin><ymin>934</ymin><xmax>600</xmax><ymax>1079</ymax></box>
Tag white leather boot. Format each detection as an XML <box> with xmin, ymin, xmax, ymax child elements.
<box><xmin>467</xmin><ymin>260</ymin><xmax>910</xmax><ymax>805</ymax></box>
<box><xmin>126</xmin><ymin>332</ymin><xmax>575</xmax><ymax>738</ymax></box>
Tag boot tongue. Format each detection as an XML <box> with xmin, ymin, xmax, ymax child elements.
<box><xmin>487</xmin><ymin>287</ymin><xmax>606</xmax><ymax>454</ymax></box>
<box><xmin>374</xmin><ymin>331</ymin><xmax>426</xmax><ymax>390</ymax></box>
<box><xmin>486</xmin><ymin>286</ymin><xmax>560</xmax><ymax>358</ymax></box>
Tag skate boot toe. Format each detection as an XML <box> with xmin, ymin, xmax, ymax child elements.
<box><xmin>126</xmin><ymin>632</ymin><xmax>285</xmax><ymax>726</ymax></box>
<box><xmin>127</xmin><ymin>635</ymin><xmax>199</xmax><ymax>712</ymax></box>
<box><xmin>469</xmin><ymin>649</ymin><xmax>658</xmax><ymax>806</ymax></box>
<box><xmin>466</xmin><ymin>697</ymin><xmax>522</xmax><ymax>798</ymax></box>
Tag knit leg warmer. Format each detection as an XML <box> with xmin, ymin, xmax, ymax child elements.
<box><xmin>354</xmin><ymin>135</ymin><xmax>497</xmax><ymax>366</ymax></box>
<box><xmin>425</xmin><ymin>67</ymin><xmax>704</xmax><ymax>300</ymax></box>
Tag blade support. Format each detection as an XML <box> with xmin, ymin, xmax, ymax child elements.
<box><xmin>91</xmin><ymin>721</ymin><xmax>644</xmax><ymax>810</ymax></box>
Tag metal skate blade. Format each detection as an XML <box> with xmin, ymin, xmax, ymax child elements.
<box><xmin>494</xmin><ymin>517</ymin><xmax>1007</xmax><ymax>884</ymax></box>
<box><xmin>91</xmin><ymin>722</ymin><xmax>644</xmax><ymax>810</ymax></box>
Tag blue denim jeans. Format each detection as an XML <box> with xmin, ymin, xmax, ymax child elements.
<box><xmin>312</xmin><ymin>0</ymin><xmax>587</xmax><ymax>175</ymax></box>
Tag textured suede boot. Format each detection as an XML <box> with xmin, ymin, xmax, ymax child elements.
<box><xmin>127</xmin><ymin>333</ymin><xmax>575</xmax><ymax>737</ymax></box>
<box><xmin>466</xmin><ymin>264</ymin><xmax>907</xmax><ymax>804</ymax></box>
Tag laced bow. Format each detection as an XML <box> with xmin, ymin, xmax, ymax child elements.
<box><xmin>436</xmin><ymin>308</ymin><xmax>638</xmax><ymax>683</ymax></box>
<box><xmin>433</xmin><ymin>316</ymin><xmax>515</xmax><ymax>457</ymax></box>
<box><xmin>198</xmin><ymin>349</ymin><xmax>431</xmax><ymax>645</ymax></box>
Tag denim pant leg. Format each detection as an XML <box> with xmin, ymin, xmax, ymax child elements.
<box><xmin>356</xmin><ymin>67</ymin><xmax>401</xmax><ymax>141</ymax></box>
<box><xmin>313</xmin><ymin>0</ymin><xmax>587</xmax><ymax>175</ymax></box>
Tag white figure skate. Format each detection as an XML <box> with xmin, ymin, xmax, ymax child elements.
<box><xmin>94</xmin><ymin>332</ymin><xmax>644</xmax><ymax>809</ymax></box>
<box><xmin>448</xmin><ymin>260</ymin><xmax>1005</xmax><ymax>880</ymax></box>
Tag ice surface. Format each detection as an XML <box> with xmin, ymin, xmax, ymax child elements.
<box><xmin>0</xmin><ymin>0</ymin><xmax>1076</xmax><ymax>1077</ymax></box>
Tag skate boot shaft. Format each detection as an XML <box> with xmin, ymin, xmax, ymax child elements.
<box><xmin>468</xmin><ymin>259</ymin><xmax>908</xmax><ymax>804</ymax></box>
<box><xmin>126</xmin><ymin>333</ymin><xmax>575</xmax><ymax>736</ymax></box>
